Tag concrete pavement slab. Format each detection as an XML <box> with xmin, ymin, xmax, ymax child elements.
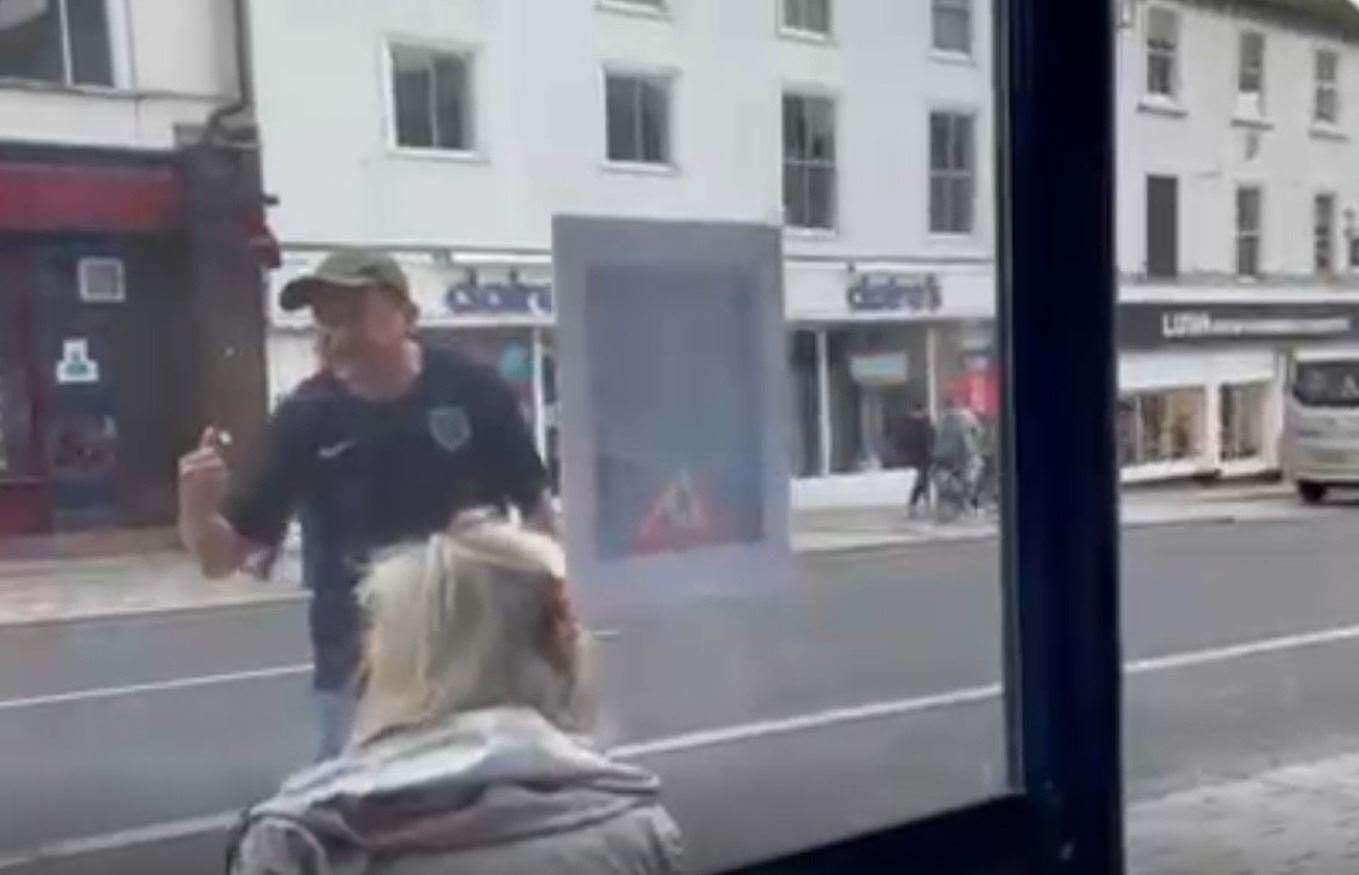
<box><xmin>1129</xmin><ymin>751</ymin><xmax>1359</xmax><ymax>874</ymax></box>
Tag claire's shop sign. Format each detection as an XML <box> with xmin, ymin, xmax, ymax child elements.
<box><xmin>1119</xmin><ymin>302</ymin><xmax>1359</xmax><ymax>349</ymax></box>
<box><xmin>846</xmin><ymin>273</ymin><xmax>941</xmax><ymax>314</ymax></box>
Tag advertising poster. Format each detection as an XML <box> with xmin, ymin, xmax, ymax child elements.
<box><xmin>552</xmin><ymin>217</ymin><xmax>790</xmax><ymax>612</ymax></box>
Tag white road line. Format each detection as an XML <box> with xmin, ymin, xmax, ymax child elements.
<box><xmin>8</xmin><ymin>621</ymin><xmax>1359</xmax><ymax>865</ymax></box>
<box><xmin>0</xmin><ymin>663</ymin><xmax>312</xmax><ymax>713</ymax></box>
<box><xmin>610</xmin><ymin>683</ymin><xmax>1002</xmax><ymax>759</ymax></box>
<box><xmin>0</xmin><ymin>812</ymin><xmax>241</xmax><ymax>871</ymax></box>
<box><xmin>1124</xmin><ymin>623</ymin><xmax>1359</xmax><ymax>675</ymax></box>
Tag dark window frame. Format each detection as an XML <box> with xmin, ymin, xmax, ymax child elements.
<box><xmin>1146</xmin><ymin>6</ymin><xmax>1179</xmax><ymax>99</ymax></box>
<box><xmin>604</xmin><ymin>71</ymin><xmax>672</xmax><ymax>165</ymax></box>
<box><xmin>932</xmin><ymin>0</ymin><xmax>973</xmax><ymax>55</ymax></box>
<box><xmin>930</xmin><ymin>110</ymin><xmax>977</xmax><ymax>234</ymax></box>
<box><xmin>1146</xmin><ymin>174</ymin><xmax>1178</xmax><ymax>278</ymax></box>
<box><xmin>1236</xmin><ymin>185</ymin><xmax>1263</xmax><ymax>277</ymax></box>
<box><xmin>0</xmin><ymin>0</ymin><xmax>113</xmax><ymax>88</ymax></box>
<box><xmin>388</xmin><ymin>43</ymin><xmax>474</xmax><ymax>153</ymax></box>
<box><xmin>782</xmin><ymin>92</ymin><xmax>838</xmax><ymax>230</ymax></box>
<box><xmin>1316</xmin><ymin>49</ymin><xmax>1340</xmax><ymax>125</ymax></box>
<box><xmin>781</xmin><ymin>0</ymin><xmax>833</xmax><ymax>37</ymax></box>
<box><xmin>1316</xmin><ymin>192</ymin><xmax>1336</xmax><ymax>276</ymax></box>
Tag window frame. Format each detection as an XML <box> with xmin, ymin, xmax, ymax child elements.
<box><xmin>1236</xmin><ymin>185</ymin><xmax>1263</xmax><ymax>278</ymax></box>
<box><xmin>0</xmin><ymin>0</ymin><xmax>116</xmax><ymax>90</ymax></box>
<box><xmin>1315</xmin><ymin>48</ymin><xmax>1341</xmax><ymax>127</ymax></box>
<box><xmin>779</xmin><ymin>0</ymin><xmax>834</xmax><ymax>41</ymax></box>
<box><xmin>382</xmin><ymin>38</ymin><xmax>481</xmax><ymax>160</ymax></box>
<box><xmin>931</xmin><ymin>0</ymin><xmax>974</xmax><ymax>58</ymax></box>
<box><xmin>600</xmin><ymin>66</ymin><xmax>678</xmax><ymax>172</ymax></box>
<box><xmin>1145</xmin><ymin>174</ymin><xmax>1179</xmax><ymax>279</ymax></box>
<box><xmin>781</xmin><ymin>89</ymin><xmax>839</xmax><ymax>232</ymax></box>
<box><xmin>928</xmin><ymin>108</ymin><xmax>979</xmax><ymax>236</ymax></box>
<box><xmin>595</xmin><ymin>0</ymin><xmax>670</xmax><ymax>21</ymax></box>
<box><xmin>1144</xmin><ymin>5</ymin><xmax>1180</xmax><ymax>103</ymax></box>
<box><xmin>1236</xmin><ymin>29</ymin><xmax>1266</xmax><ymax>118</ymax></box>
<box><xmin>1316</xmin><ymin>191</ymin><xmax>1337</xmax><ymax>276</ymax></box>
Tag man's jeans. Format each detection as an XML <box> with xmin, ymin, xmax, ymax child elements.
<box><xmin>312</xmin><ymin>686</ymin><xmax>358</xmax><ymax>762</ymax></box>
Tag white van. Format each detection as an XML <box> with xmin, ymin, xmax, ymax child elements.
<box><xmin>1283</xmin><ymin>349</ymin><xmax>1359</xmax><ymax>503</ymax></box>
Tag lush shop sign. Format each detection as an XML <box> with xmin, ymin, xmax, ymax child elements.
<box><xmin>1120</xmin><ymin>302</ymin><xmax>1359</xmax><ymax>349</ymax></box>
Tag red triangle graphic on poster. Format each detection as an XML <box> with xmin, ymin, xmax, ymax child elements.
<box><xmin>632</xmin><ymin>469</ymin><xmax>720</xmax><ymax>555</ymax></box>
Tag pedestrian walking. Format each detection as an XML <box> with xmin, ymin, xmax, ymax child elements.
<box><xmin>227</xmin><ymin>514</ymin><xmax>685</xmax><ymax>875</ymax></box>
<box><xmin>177</xmin><ymin>248</ymin><xmax>555</xmax><ymax>761</ymax></box>
<box><xmin>892</xmin><ymin>404</ymin><xmax>935</xmax><ymax>517</ymax></box>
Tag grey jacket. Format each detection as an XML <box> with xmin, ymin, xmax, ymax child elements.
<box><xmin>228</xmin><ymin>708</ymin><xmax>684</xmax><ymax>875</ymax></box>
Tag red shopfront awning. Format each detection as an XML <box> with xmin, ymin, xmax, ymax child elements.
<box><xmin>0</xmin><ymin>161</ymin><xmax>184</xmax><ymax>233</ymax></box>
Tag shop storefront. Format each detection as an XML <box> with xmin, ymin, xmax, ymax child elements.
<box><xmin>0</xmin><ymin>155</ymin><xmax>190</xmax><ymax>536</ymax></box>
<box><xmin>1118</xmin><ymin>298</ymin><xmax>1359</xmax><ymax>481</ymax></box>
<box><xmin>785</xmin><ymin>262</ymin><xmax>997</xmax><ymax>508</ymax></box>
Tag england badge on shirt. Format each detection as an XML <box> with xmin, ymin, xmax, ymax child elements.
<box><xmin>428</xmin><ymin>406</ymin><xmax>472</xmax><ymax>453</ymax></box>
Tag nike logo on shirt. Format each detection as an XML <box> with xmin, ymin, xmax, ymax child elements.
<box><xmin>317</xmin><ymin>439</ymin><xmax>357</xmax><ymax>460</ymax></box>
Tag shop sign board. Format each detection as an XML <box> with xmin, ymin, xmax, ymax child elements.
<box><xmin>850</xmin><ymin>352</ymin><xmax>910</xmax><ymax>385</ymax></box>
<box><xmin>444</xmin><ymin>278</ymin><xmax>553</xmax><ymax>316</ymax></box>
<box><xmin>1120</xmin><ymin>302</ymin><xmax>1359</xmax><ymax>349</ymax></box>
<box><xmin>846</xmin><ymin>272</ymin><xmax>942</xmax><ymax>314</ymax></box>
<box><xmin>552</xmin><ymin>216</ymin><xmax>791</xmax><ymax>613</ymax></box>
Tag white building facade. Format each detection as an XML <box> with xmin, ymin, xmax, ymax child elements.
<box><xmin>246</xmin><ymin>0</ymin><xmax>998</xmax><ymax>510</ymax></box>
<box><xmin>1115</xmin><ymin>0</ymin><xmax>1359</xmax><ymax>482</ymax></box>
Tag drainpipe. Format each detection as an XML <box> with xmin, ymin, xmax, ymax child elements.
<box><xmin>204</xmin><ymin>0</ymin><xmax>252</xmax><ymax>145</ymax></box>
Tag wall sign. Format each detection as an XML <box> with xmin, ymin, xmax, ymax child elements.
<box><xmin>55</xmin><ymin>339</ymin><xmax>100</xmax><ymax>384</ymax></box>
<box><xmin>1120</xmin><ymin>303</ymin><xmax>1359</xmax><ymax>349</ymax></box>
<box><xmin>849</xmin><ymin>352</ymin><xmax>910</xmax><ymax>385</ymax></box>
<box><xmin>846</xmin><ymin>273</ymin><xmax>942</xmax><ymax>314</ymax></box>
<box><xmin>445</xmin><ymin>278</ymin><xmax>553</xmax><ymax>316</ymax></box>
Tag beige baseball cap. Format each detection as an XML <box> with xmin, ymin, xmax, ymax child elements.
<box><xmin>279</xmin><ymin>248</ymin><xmax>411</xmax><ymax>312</ymax></box>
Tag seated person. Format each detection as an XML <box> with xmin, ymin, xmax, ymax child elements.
<box><xmin>228</xmin><ymin>511</ymin><xmax>685</xmax><ymax>874</ymax></box>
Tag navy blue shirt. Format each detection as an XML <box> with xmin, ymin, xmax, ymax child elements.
<box><xmin>224</xmin><ymin>344</ymin><xmax>546</xmax><ymax>690</ymax></box>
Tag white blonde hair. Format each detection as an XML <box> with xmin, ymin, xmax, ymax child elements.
<box><xmin>349</xmin><ymin>511</ymin><xmax>593</xmax><ymax>748</ymax></box>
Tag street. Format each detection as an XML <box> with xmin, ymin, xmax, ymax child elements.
<box><xmin>4</xmin><ymin>509</ymin><xmax>1359</xmax><ymax>872</ymax></box>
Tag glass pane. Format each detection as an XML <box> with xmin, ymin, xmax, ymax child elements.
<box><xmin>929</xmin><ymin>173</ymin><xmax>950</xmax><ymax>232</ymax></box>
<box><xmin>0</xmin><ymin>0</ymin><xmax>64</xmax><ymax>83</ymax></box>
<box><xmin>806</xmin><ymin>163</ymin><xmax>835</xmax><ymax>228</ymax></box>
<box><xmin>67</xmin><ymin>0</ymin><xmax>112</xmax><ymax>86</ymax></box>
<box><xmin>783</xmin><ymin>162</ymin><xmax>805</xmax><ymax>226</ymax></box>
<box><xmin>1147</xmin><ymin>52</ymin><xmax>1173</xmax><ymax>96</ymax></box>
<box><xmin>805</xmin><ymin>96</ymin><xmax>835</xmax><ymax>160</ymax></box>
<box><xmin>391</xmin><ymin>48</ymin><xmax>434</xmax><ymax>147</ymax></box>
<box><xmin>951</xmin><ymin>176</ymin><xmax>974</xmax><ymax>233</ymax></box>
<box><xmin>933</xmin><ymin>7</ymin><xmax>970</xmax><ymax>54</ymax></box>
<box><xmin>1239</xmin><ymin>32</ymin><xmax>1263</xmax><ymax>94</ymax></box>
<box><xmin>639</xmin><ymin>78</ymin><xmax>668</xmax><ymax>163</ymax></box>
<box><xmin>432</xmin><ymin>54</ymin><xmax>468</xmax><ymax>150</ymax></box>
<box><xmin>1123</xmin><ymin>5</ymin><xmax>1359</xmax><ymax>871</ymax></box>
<box><xmin>788</xmin><ymin>330</ymin><xmax>821</xmax><ymax>478</ymax></box>
<box><xmin>952</xmin><ymin>116</ymin><xmax>973</xmax><ymax>171</ymax></box>
<box><xmin>606</xmin><ymin>75</ymin><xmax>638</xmax><ymax>161</ymax></box>
<box><xmin>804</xmin><ymin>0</ymin><xmax>830</xmax><ymax>34</ymax></box>
<box><xmin>782</xmin><ymin>93</ymin><xmax>805</xmax><ymax>158</ymax></box>
<box><xmin>8</xmin><ymin>1</ymin><xmax>1005</xmax><ymax>872</ymax></box>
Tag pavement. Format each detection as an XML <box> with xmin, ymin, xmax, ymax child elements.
<box><xmin>1128</xmin><ymin>752</ymin><xmax>1359</xmax><ymax>874</ymax></box>
<box><xmin>0</xmin><ymin>479</ymin><xmax>1325</xmax><ymax>627</ymax></box>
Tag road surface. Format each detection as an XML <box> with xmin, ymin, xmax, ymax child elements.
<box><xmin>3</xmin><ymin>511</ymin><xmax>1359</xmax><ymax>872</ymax></box>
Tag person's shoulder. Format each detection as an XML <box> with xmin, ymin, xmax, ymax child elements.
<box><xmin>422</xmin><ymin>344</ymin><xmax>512</xmax><ymax>400</ymax></box>
<box><xmin>270</xmin><ymin>373</ymin><xmax>343</xmax><ymax>429</ymax></box>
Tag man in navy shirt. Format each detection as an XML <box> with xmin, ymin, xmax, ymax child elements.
<box><xmin>178</xmin><ymin>249</ymin><xmax>555</xmax><ymax>759</ymax></box>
